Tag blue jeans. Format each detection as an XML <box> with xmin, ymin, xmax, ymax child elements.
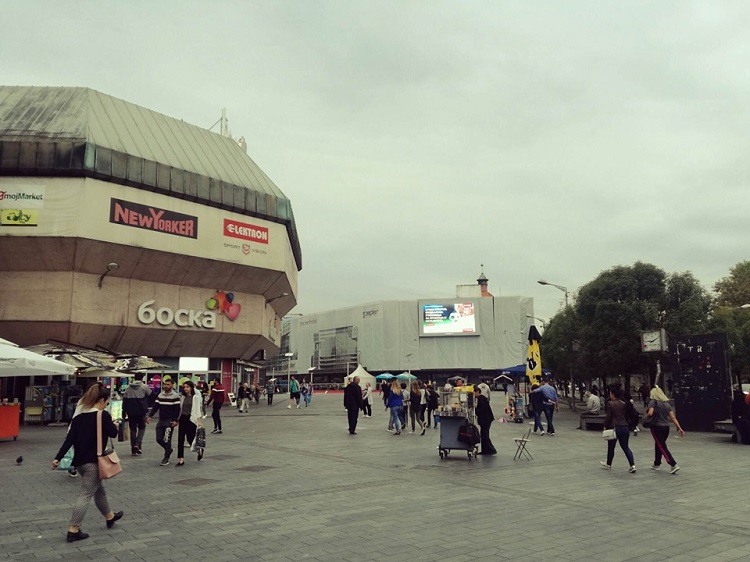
<box><xmin>607</xmin><ymin>426</ymin><xmax>635</xmax><ymax>466</ymax></box>
<box><xmin>532</xmin><ymin>410</ymin><xmax>545</xmax><ymax>432</ymax></box>
<box><xmin>543</xmin><ymin>404</ymin><xmax>555</xmax><ymax>434</ymax></box>
<box><xmin>390</xmin><ymin>406</ymin><xmax>402</xmax><ymax>432</ymax></box>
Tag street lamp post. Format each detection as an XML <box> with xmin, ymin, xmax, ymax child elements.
<box><xmin>537</xmin><ymin>279</ymin><xmax>575</xmax><ymax>411</ymax></box>
<box><xmin>284</xmin><ymin>352</ymin><xmax>293</xmax><ymax>393</ymax></box>
<box><xmin>525</xmin><ymin>314</ymin><xmax>548</xmax><ymax>330</ymax></box>
<box><xmin>307</xmin><ymin>367</ymin><xmax>317</xmax><ymax>389</ymax></box>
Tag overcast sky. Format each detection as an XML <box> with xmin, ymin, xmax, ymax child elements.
<box><xmin>3</xmin><ymin>1</ymin><xmax>748</xmax><ymax>323</ymax></box>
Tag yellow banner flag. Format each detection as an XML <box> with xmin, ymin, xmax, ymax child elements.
<box><xmin>526</xmin><ymin>340</ymin><xmax>542</xmax><ymax>387</ymax></box>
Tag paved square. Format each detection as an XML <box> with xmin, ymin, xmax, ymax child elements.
<box><xmin>1</xmin><ymin>393</ymin><xmax>748</xmax><ymax>561</ymax></box>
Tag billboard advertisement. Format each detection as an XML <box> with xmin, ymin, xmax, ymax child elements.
<box><xmin>419</xmin><ymin>301</ymin><xmax>479</xmax><ymax>337</ymax></box>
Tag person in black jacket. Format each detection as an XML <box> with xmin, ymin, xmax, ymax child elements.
<box><xmin>529</xmin><ymin>383</ymin><xmax>546</xmax><ymax>435</ymax></box>
<box><xmin>51</xmin><ymin>385</ymin><xmax>122</xmax><ymax>543</ymax></box>
<box><xmin>474</xmin><ymin>386</ymin><xmax>497</xmax><ymax>455</ymax></box>
<box><xmin>122</xmin><ymin>373</ymin><xmax>152</xmax><ymax>456</ymax></box>
<box><xmin>343</xmin><ymin>376</ymin><xmax>364</xmax><ymax>435</ymax></box>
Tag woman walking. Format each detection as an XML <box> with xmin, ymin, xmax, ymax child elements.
<box><xmin>386</xmin><ymin>380</ymin><xmax>403</xmax><ymax>435</ymax></box>
<box><xmin>408</xmin><ymin>382</ymin><xmax>426</xmax><ymax>435</ymax></box>
<box><xmin>530</xmin><ymin>383</ymin><xmax>546</xmax><ymax>435</ymax></box>
<box><xmin>600</xmin><ymin>387</ymin><xmax>637</xmax><ymax>473</ymax></box>
<box><xmin>51</xmin><ymin>386</ymin><xmax>123</xmax><ymax>542</ymax></box>
<box><xmin>647</xmin><ymin>386</ymin><xmax>685</xmax><ymax>474</ymax></box>
<box><xmin>362</xmin><ymin>383</ymin><xmax>373</xmax><ymax>417</ymax></box>
<box><xmin>176</xmin><ymin>381</ymin><xmax>205</xmax><ymax>466</ymax></box>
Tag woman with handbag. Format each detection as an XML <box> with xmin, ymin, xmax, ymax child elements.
<box><xmin>600</xmin><ymin>387</ymin><xmax>637</xmax><ymax>473</ymax></box>
<box><xmin>645</xmin><ymin>386</ymin><xmax>684</xmax><ymax>474</ymax></box>
<box><xmin>51</xmin><ymin>385</ymin><xmax>123</xmax><ymax>543</ymax></box>
<box><xmin>176</xmin><ymin>381</ymin><xmax>205</xmax><ymax>466</ymax></box>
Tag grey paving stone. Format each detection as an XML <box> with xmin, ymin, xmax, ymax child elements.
<box><xmin>2</xmin><ymin>394</ymin><xmax>750</xmax><ymax>561</ymax></box>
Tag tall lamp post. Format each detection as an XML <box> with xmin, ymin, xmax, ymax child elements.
<box><xmin>537</xmin><ymin>279</ymin><xmax>574</xmax><ymax>410</ymax></box>
<box><xmin>284</xmin><ymin>352</ymin><xmax>293</xmax><ymax>393</ymax></box>
<box><xmin>307</xmin><ymin>367</ymin><xmax>317</xmax><ymax>390</ymax></box>
<box><xmin>525</xmin><ymin>314</ymin><xmax>548</xmax><ymax>331</ymax></box>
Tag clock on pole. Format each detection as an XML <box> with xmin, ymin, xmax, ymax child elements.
<box><xmin>641</xmin><ymin>329</ymin><xmax>665</xmax><ymax>353</ymax></box>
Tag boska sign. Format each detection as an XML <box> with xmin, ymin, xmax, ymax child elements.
<box><xmin>137</xmin><ymin>301</ymin><xmax>216</xmax><ymax>329</ymax></box>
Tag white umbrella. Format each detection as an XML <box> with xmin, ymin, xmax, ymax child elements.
<box><xmin>0</xmin><ymin>338</ymin><xmax>76</xmax><ymax>377</ymax></box>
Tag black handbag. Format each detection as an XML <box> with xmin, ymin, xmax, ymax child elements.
<box><xmin>642</xmin><ymin>414</ymin><xmax>655</xmax><ymax>428</ymax></box>
<box><xmin>195</xmin><ymin>427</ymin><xmax>206</xmax><ymax>448</ymax></box>
<box><xmin>458</xmin><ymin>422</ymin><xmax>480</xmax><ymax>445</ymax></box>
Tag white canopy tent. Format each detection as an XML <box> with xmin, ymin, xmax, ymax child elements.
<box><xmin>343</xmin><ymin>364</ymin><xmax>377</xmax><ymax>389</ymax></box>
<box><xmin>0</xmin><ymin>338</ymin><xmax>76</xmax><ymax>377</ymax></box>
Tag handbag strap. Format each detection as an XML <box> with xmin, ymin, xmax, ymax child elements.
<box><xmin>97</xmin><ymin>409</ymin><xmax>103</xmax><ymax>457</ymax></box>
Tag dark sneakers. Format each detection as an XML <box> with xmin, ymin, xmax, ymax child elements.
<box><xmin>66</xmin><ymin>530</ymin><xmax>89</xmax><ymax>542</ymax></box>
<box><xmin>106</xmin><ymin>511</ymin><xmax>124</xmax><ymax>529</ymax></box>
<box><xmin>160</xmin><ymin>457</ymin><xmax>170</xmax><ymax>466</ymax></box>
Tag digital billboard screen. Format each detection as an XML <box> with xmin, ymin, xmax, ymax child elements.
<box><xmin>419</xmin><ymin>301</ymin><xmax>479</xmax><ymax>336</ymax></box>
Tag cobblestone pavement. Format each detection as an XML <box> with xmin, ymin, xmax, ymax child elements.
<box><xmin>1</xmin><ymin>393</ymin><xmax>749</xmax><ymax>562</ymax></box>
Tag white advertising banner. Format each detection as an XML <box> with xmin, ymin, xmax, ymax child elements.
<box><xmin>0</xmin><ymin>178</ymin><xmax>293</xmax><ymax>273</ymax></box>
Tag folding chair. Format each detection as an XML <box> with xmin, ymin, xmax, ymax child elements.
<box><xmin>513</xmin><ymin>427</ymin><xmax>533</xmax><ymax>460</ymax></box>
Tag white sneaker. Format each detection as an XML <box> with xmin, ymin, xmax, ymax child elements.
<box><xmin>539</xmin><ymin>431</ymin><xmax>545</xmax><ymax>436</ymax></box>
<box><xmin>287</xmin><ymin>405</ymin><xmax>291</xmax><ymax>409</ymax></box>
<box><xmin>651</xmin><ymin>465</ymin><xmax>661</xmax><ymax>470</ymax></box>
<box><xmin>600</xmin><ymin>461</ymin><xmax>611</xmax><ymax>470</ymax></box>
<box><xmin>629</xmin><ymin>465</ymin><xmax>637</xmax><ymax>473</ymax></box>
<box><xmin>297</xmin><ymin>405</ymin><xmax>301</xmax><ymax>409</ymax></box>
<box><xmin>670</xmin><ymin>465</ymin><xmax>680</xmax><ymax>474</ymax></box>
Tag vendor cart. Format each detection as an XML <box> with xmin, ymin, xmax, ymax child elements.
<box><xmin>437</xmin><ymin>386</ymin><xmax>478</xmax><ymax>460</ymax></box>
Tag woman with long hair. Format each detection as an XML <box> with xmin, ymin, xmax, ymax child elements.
<box><xmin>51</xmin><ymin>385</ymin><xmax>122</xmax><ymax>542</ymax></box>
<box><xmin>409</xmin><ymin>381</ymin><xmax>426</xmax><ymax>435</ymax></box>
<box><xmin>600</xmin><ymin>387</ymin><xmax>637</xmax><ymax>473</ymax></box>
<box><xmin>647</xmin><ymin>386</ymin><xmax>685</xmax><ymax>474</ymax></box>
<box><xmin>386</xmin><ymin>379</ymin><xmax>403</xmax><ymax>435</ymax></box>
<box><xmin>176</xmin><ymin>380</ymin><xmax>205</xmax><ymax>466</ymax></box>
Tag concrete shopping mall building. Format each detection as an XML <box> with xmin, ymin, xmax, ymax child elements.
<box><xmin>268</xmin><ymin>272</ymin><xmax>536</xmax><ymax>387</ymax></box>
<box><xmin>0</xmin><ymin>86</ymin><xmax>300</xmax><ymax>397</ymax></box>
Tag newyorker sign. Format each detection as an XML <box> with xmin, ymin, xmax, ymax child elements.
<box><xmin>110</xmin><ymin>198</ymin><xmax>198</xmax><ymax>239</ymax></box>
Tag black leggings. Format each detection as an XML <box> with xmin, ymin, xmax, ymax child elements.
<box><xmin>177</xmin><ymin>415</ymin><xmax>196</xmax><ymax>458</ymax></box>
<box><xmin>651</xmin><ymin>425</ymin><xmax>676</xmax><ymax>467</ymax></box>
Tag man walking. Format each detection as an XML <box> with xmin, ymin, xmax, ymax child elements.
<box><xmin>206</xmin><ymin>379</ymin><xmax>226</xmax><ymax>434</ymax></box>
<box><xmin>266</xmin><ymin>380</ymin><xmax>275</xmax><ymax>405</ymax></box>
<box><xmin>287</xmin><ymin>376</ymin><xmax>300</xmax><ymax>409</ymax></box>
<box><xmin>122</xmin><ymin>373</ymin><xmax>152</xmax><ymax>456</ymax></box>
<box><xmin>146</xmin><ymin>376</ymin><xmax>180</xmax><ymax>466</ymax></box>
<box><xmin>344</xmin><ymin>376</ymin><xmax>364</xmax><ymax>435</ymax></box>
<box><xmin>237</xmin><ymin>383</ymin><xmax>251</xmax><ymax>413</ymax></box>
<box><xmin>531</xmin><ymin>379</ymin><xmax>559</xmax><ymax>436</ymax></box>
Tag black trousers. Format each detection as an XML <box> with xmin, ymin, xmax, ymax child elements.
<box><xmin>177</xmin><ymin>415</ymin><xmax>196</xmax><ymax>458</ymax></box>
<box><xmin>479</xmin><ymin>422</ymin><xmax>497</xmax><ymax>454</ymax></box>
<box><xmin>212</xmin><ymin>403</ymin><xmax>222</xmax><ymax>430</ymax></box>
<box><xmin>267</xmin><ymin>393</ymin><xmax>274</xmax><ymax>405</ymax></box>
<box><xmin>347</xmin><ymin>408</ymin><xmax>359</xmax><ymax>434</ymax></box>
<box><xmin>363</xmin><ymin>402</ymin><xmax>372</xmax><ymax>416</ymax></box>
<box><xmin>128</xmin><ymin>414</ymin><xmax>146</xmax><ymax>449</ymax></box>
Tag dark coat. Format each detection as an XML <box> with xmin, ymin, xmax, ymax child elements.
<box><xmin>344</xmin><ymin>382</ymin><xmax>364</xmax><ymax>411</ymax></box>
<box><xmin>55</xmin><ymin>410</ymin><xmax>118</xmax><ymax>467</ymax></box>
<box><xmin>475</xmin><ymin>394</ymin><xmax>494</xmax><ymax>427</ymax></box>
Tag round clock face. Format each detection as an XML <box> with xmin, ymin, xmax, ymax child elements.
<box><xmin>642</xmin><ymin>330</ymin><xmax>662</xmax><ymax>352</ymax></box>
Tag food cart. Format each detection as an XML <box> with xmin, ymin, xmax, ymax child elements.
<box><xmin>437</xmin><ymin>385</ymin><xmax>478</xmax><ymax>460</ymax></box>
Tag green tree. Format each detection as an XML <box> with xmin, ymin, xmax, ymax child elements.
<box><xmin>711</xmin><ymin>261</ymin><xmax>750</xmax><ymax>384</ymax></box>
<box><xmin>714</xmin><ymin>261</ymin><xmax>750</xmax><ymax>307</ymax></box>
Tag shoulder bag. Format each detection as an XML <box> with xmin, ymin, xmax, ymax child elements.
<box><xmin>97</xmin><ymin>410</ymin><xmax>122</xmax><ymax>479</ymax></box>
<box><xmin>602</xmin><ymin>428</ymin><xmax>616</xmax><ymax>440</ymax></box>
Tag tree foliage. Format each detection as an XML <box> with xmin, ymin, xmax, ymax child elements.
<box><xmin>714</xmin><ymin>261</ymin><xmax>750</xmax><ymax>307</ymax></box>
<box><xmin>540</xmin><ymin>262</ymin><xmax>714</xmax><ymax>383</ymax></box>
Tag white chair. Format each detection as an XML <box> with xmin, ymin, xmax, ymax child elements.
<box><xmin>513</xmin><ymin>427</ymin><xmax>533</xmax><ymax>460</ymax></box>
